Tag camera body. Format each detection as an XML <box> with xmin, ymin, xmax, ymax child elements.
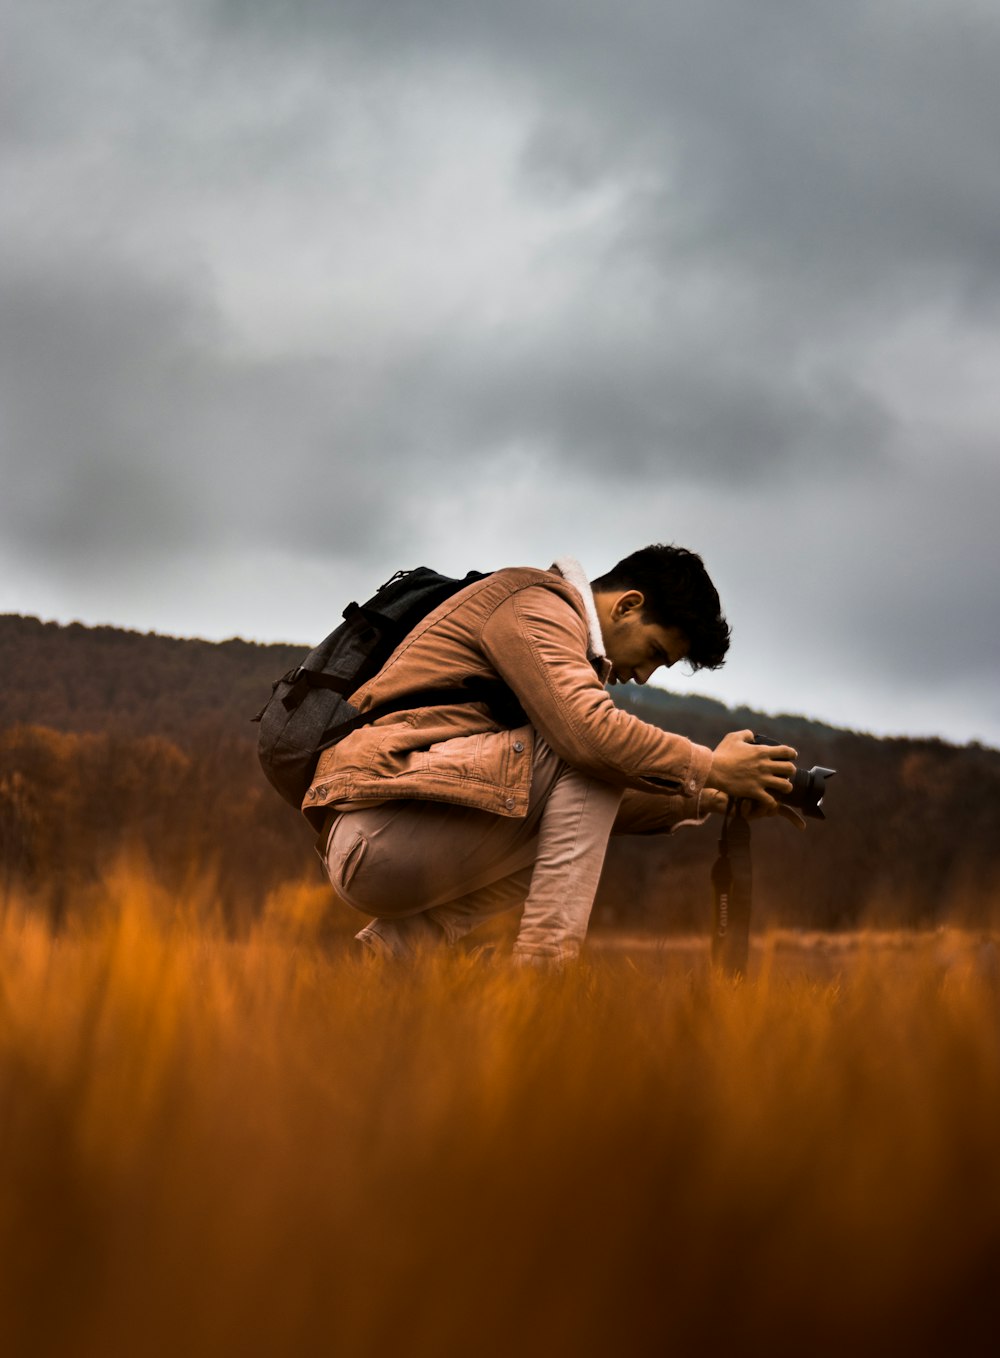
<box><xmin>752</xmin><ymin>734</ymin><xmax>835</xmax><ymax>820</ymax></box>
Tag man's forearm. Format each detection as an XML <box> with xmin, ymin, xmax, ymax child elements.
<box><xmin>613</xmin><ymin>786</ymin><xmax>718</xmax><ymax>835</ymax></box>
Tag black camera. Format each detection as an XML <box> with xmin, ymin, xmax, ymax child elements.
<box><xmin>752</xmin><ymin>734</ymin><xmax>835</xmax><ymax>820</ymax></box>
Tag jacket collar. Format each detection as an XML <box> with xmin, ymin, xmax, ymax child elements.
<box><xmin>551</xmin><ymin>556</ymin><xmax>612</xmax><ymax>680</ymax></box>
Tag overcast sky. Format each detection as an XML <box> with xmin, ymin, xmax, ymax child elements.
<box><xmin>3</xmin><ymin>0</ymin><xmax>999</xmax><ymax>747</ymax></box>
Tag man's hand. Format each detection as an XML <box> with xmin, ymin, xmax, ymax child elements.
<box><xmin>701</xmin><ymin>786</ymin><xmax>807</xmax><ymax>830</ymax></box>
<box><xmin>741</xmin><ymin>799</ymin><xmax>807</xmax><ymax>830</ymax></box>
<box><xmin>704</xmin><ymin>730</ymin><xmax>798</xmax><ymax>809</ymax></box>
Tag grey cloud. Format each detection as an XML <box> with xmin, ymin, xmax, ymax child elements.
<box><xmin>4</xmin><ymin>0</ymin><xmax>1000</xmax><ymax>746</ymax></box>
<box><xmin>0</xmin><ymin>259</ymin><xmax>215</xmax><ymax>561</ymax></box>
<box><xmin>205</xmin><ymin>1</ymin><xmax>1000</xmax><ymax>303</ymax></box>
<box><xmin>0</xmin><ymin>235</ymin><xmax>917</xmax><ymax>596</ymax></box>
<box><xmin>830</xmin><ymin>462</ymin><xmax>1000</xmax><ymax>683</ymax></box>
<box><xmin>3</xmin><ymin>1</ymin><xmax>991</xmax><ymax>498</ymax></box>
<box><xmin>0</xmin><ymin>254</ymin><xmax>417</xmax><ymax>573</ymax></box>
<box><xmin>183</xmin><ymin>2</ymin><xmax>999</xmax><ymax>486</ymax></box>
<box><xmin>434</xmin><ymin>328</ymin><xmax>893</xmax><ymax>481</ymax></box>
<box><xmin>723</xmin><ymin>454</ymin><xmax>1000</xmax><ymax>701</ymax></box>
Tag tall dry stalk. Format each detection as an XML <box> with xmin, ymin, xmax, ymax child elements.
<box><xmin>2</xmin><ymin>868</ymin><xmax>998</xmax><ymax>1357</ymax></box>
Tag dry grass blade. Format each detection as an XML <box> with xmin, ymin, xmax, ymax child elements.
<box><xmin>2</xmin><ymin>870</ymin><xmax>999</xmax><ymax>1356</ymax></box>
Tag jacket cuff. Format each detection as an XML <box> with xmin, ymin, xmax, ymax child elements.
<box><xmin>682</xmin><ymin>740</ymin><xmax>714</xmax><ymax>799</ymax></box>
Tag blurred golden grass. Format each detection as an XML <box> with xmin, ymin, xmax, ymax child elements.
<box><xmin>2</xmin><ymin>868</ymin><xmax>999</xmax><ymax>1357</ymax></box>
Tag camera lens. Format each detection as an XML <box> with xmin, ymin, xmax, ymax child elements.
<box><xmin>785</xmin><ymin>765</ymin><xmax>836</xmax><ymax>819</ymax></box>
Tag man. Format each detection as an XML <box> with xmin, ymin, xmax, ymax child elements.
<box><xmin>307</xmin><ymin>545</ymin><xmax>798</xmax><ymax>962</ymax></box>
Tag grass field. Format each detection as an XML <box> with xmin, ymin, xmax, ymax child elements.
<box><xmin>2</xmin><ymin>868</ymin><xmax>999</xmax><ymax>1357</ymax></box>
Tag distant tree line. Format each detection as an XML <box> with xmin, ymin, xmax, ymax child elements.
<box><xmin>2</xmin><ymin>614</ymin><xmax>999</xmax><ymax>932</ymax></box>
<box><xmin>0</xmin><ymin>614</ymin><xmax>302</xmax><ymax>746</ymax></box>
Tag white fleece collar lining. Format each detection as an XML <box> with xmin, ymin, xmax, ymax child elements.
<box><xmin>552</xmin><ymin>556</ymin><xmax>606</xmax><ymax>662</ymax></box>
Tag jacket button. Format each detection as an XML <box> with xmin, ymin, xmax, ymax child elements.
<box><xmin>505</xmin><ymin>798</ymin><xmax>515</xmax><ymax>810</ymax></box>
<box><xmin>512</xmin><ymin>741</ymin><xmax>524</xmax><ymax>753</ymax></box>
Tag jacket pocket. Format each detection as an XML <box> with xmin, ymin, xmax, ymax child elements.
<box><xmin>369</xmin><ymin>730</ymin><xmax>490</xmax><ymax>784</ymax></box>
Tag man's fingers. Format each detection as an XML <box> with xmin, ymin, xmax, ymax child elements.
<box><xmin>756</xmin><ymin>746</ymin><xmax>797</xmax><ymax>768</ymax></box>
<box><xmin>755</xmin><ymin>744</ymin><xmax>798</xmax><ymax>765</ymax></box>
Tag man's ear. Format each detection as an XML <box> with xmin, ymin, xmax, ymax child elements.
<box><xmin>612</xmin><ymin>590</ymin><xmax>645</xmax><ymax>621</ymax></box>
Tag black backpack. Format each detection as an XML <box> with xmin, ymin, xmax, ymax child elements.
<box><xmin>253</xmin><ymin>567</ymin><xmax>522</xmax><ymax>820</ymax></box>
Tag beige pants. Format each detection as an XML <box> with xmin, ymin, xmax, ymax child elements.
<box><xmin>323</xmin><ymin>734</ymin><xmax>624</xmax><ymax>962</ymax></box>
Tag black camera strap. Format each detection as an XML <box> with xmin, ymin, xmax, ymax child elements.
<box><xmin>711</xmin><ymin>800</ymin><xmax>753</xmax><ymax>976</ymax></box>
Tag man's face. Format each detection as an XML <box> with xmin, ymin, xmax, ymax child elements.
<box><xmin>600</xmin><ymin>591</ymin><xmax>690</xmax><ymax>686</ymax></box>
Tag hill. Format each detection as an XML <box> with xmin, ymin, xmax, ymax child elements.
<box><xmin>2</xmin><ymin>614</ymin><xmax>999</xmax><ymax>933</ymax></box>
<box><xmin>0</xmin><ymin>612</ymin><xmax>897</xmax><ymax>751</ymax></box>
<box><xmin>0</xmin><ymin>614</ymin><xmax>302</xmax><ymax>746</ymax></box>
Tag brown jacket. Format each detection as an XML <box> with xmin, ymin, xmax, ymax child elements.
<box><xmin>304</xmin><ymin>566</ymin><xmax>714</xmax><ymax>828</ymax></box>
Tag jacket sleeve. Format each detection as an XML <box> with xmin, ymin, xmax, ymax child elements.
<box><xmin>479</xmin><ymin>585</ymin><xmax>714</xmax><ymax>798</ymax></box>
<box><xmin>614</xmin><ymin>787</ymin><xmax>713</xmax><ymax>834</ymax></box>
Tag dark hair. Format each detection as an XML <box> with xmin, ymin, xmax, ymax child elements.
<box><xmin>591</xmin><ymin>543</ymin><xmax>731</xmax><ymax>671</ymax></box>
